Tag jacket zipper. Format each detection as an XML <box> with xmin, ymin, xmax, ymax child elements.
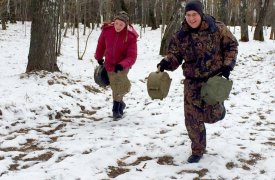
<box><xmin>113</xmin><ymin>32</ymin><xmax>119</xmax><ymax>65</ymax></box>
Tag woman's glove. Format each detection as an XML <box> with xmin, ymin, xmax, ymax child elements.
<box><xmin>98</xmin><ymin>59</ymin><xmax>104</xmax><ymax>65</ymax></box>
<box><xmin>114</xmin><ymin>64</ymin><xmax>123</xmax><ymax>73</ymax></box>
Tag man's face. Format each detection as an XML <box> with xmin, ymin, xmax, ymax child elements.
<box><xmin>185</xmin><ymin>10</ymin><xmax>202</xmax><ymax>29</ymax></box>
<box><xmin>114</xmin><ymin>19</ymin><xmax>126</xmax><ymax>32</ymax></box>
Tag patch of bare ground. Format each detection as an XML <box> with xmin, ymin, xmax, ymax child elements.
<box><xmin>83</xmin><ymin>85</ymin><xmax>101</xmax><ymax>93</ymax></box>
<box><xmin>109</xmin><ymin>154</ymin><xmax>181</xmax><ymax>178</ymax></box>
<box><xmin>177</xmin><ymin>168</ymin><xmax>208</xmax><ymax>178</ymax></box>
<box><xmin>263</xmin><ymin>138</ymin><xmax>275</xmax><ymax>146</ymax></box>
<box><xmin>238</xmin><ymin>153</ymin><xmax>265</xmax><ymax>170</ymax></box>
<box><xmin>226</xmin><ymin>162</ymin><xmax>238</xmax><ymax>170</ymax></box>
<box><xmin>129</xmin><ymin>156</ymin><xmax>153</xmax><ymax>166</ymax></box>
<box><xmin>24</xmin><ymin>152</ymin><xmax>53</xmax><ymax>161</ymax></box>
<box><xmin>0</xmin><ymin>139</ymin><xmax>42</xmax><ymax>152</ymax></box>
<box><xmin>107</xmin><ymin>166</ymin><xmax>130</xmax><ymax>178</ymax></box>
<box><xmin>56</xmin><ymin>154</ymin><xmax>73</xmax><ymax>163</ymax></box>
<box><xmin>13</xmin><ymin>154</ymin><xmax>27</xmax><ymax>161</ymax></box>
<box><xmin>157</xmin><ymin>155</ymin><xmax>175</xmax><ymax>165</ymax></box>
<box><xmin>0</xmin><ymin>138</ymin><xmax>58</xmax><ymax>172</ymax></box>
<box><xmin>8</xmin><ymin>164</ymin><xmax>19</xmax><ymax>171</ymax></box>
<box><xmin>21</xmin><ymin>162</ymin><xmax>39</xmax><ymax>170</ymax></box>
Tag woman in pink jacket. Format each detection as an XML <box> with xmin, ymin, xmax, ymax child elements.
<box><xmin>95</xmin><ymin>11</ymin><xmax>138</xmax><ymax>120</ymax></box>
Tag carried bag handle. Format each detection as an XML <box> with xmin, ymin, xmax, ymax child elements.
<box><xmin>156</xmin><ymin>66</ymin><xmax>161</xmax><ymax>73</ymax></box>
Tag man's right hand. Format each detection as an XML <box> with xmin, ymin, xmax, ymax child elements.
<box><xmin>157</xmin><ymin>58</ymin><xmax>171</xmax><ymax>72</ymax></box>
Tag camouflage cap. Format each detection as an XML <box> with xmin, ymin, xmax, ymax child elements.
<box><xmin>185</xmin><ymin>0</ymin><xmax>204</xmax><ymax>16</ymax></box>
<box><xmin>114</xmin><ymin>11</ymin><xmax>129</xmax><ymax>24</ymax></box>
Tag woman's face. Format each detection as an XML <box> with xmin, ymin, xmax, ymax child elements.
<box><xmin>185</xmin><ymin>10</ymin><xmax>202</xmax><ymax>29</ymax></box>
<box><xmin>114</xmin><ymin>19</ymin><xmax>126</xmax><ymax>32</ymax></box>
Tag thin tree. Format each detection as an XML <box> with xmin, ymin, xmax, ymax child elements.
<box><xmin>240</xmin><ymin>0</ymin><xmax>249</xmax><ymax>41</ymax></box>
<box><xmin>0</xmin><ymin>0</ymin><xmax>8</xmax><ymax>30</ymax></box>
<box><xmin>270</xmin><ymin>0</ymin><xmax>274</xmax><ymax>40</ymax></box>
<box><xmin>148</xmin><ymin>0</ymin><xmax>158</xmax><ymax>30</ymax></box>
<box><xmin>113</xmin><ymin>0</ymin><xmax>128</xmax><ymax>14</ymax></box>
<box><xmin>159</xmin><ymin>0</ymin><xmax>184</xmax><ymax>55</ymax></box>
<box><xmin>253</xmin><ymin>0</ymin><xmax>270</xmax><ymax>41</ymax></box>
<box><xmin>77</xmin><ymin>27</ymin><xmax>93</xmax><ymax>60</ymax></box>
<box><xmin>218</xmin><ymin>0</ymin><xmax>228</xmax><ymax>24</ymax></box>
<box><xmin>56</xmin><ymin>0</ymin><xmax>64</xmax><ymax>55</ymax></box>
<box><xmin>26</xmin><ymin>0</ymin><xmax>59</xmax><ymax>72</ymax></box>
<box><xmin>9</xmin><ymin>0</ymin><xmax>16</xmax><ymax>23</ymax></box>
<box><xmin>160</xmin><ymin>0</ymin><xmax>167</xmax><ymax>39</ymax></box>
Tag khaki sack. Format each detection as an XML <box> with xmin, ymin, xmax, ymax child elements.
<box><xmin>201</xmin><ymin>75</ymin><xmax>233</xmax><ymax>105</ymax></box>
<box><xmin>94</xmin><ymin>65</ymin><xmax>110</xmax><ymax>87</ymax></box>
<box><xmin>108</xmin><ymin>71</ymin><xmax>131</xmax><ymax>96</ymax></box>
<box><xmin>147</xmin><ymin>71</ymin><xmax>172</xmax><ymax>100</ymax></box>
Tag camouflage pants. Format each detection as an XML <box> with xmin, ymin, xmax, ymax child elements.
<box><xmin>107</xmin><ymin>70</ymin><xmax>131</xmax><ymax>101</ymax></box>
<box><xmin>184</xmin><ymin>79</ymin><xmax>225</xmax><ymax>156</ymax></box>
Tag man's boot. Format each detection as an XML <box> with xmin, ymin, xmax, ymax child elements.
<box><xmin>187</xmin><ymin>155</ymin><xmax>203</xmax><ymax>163</ymax></box>
<box><xmin>113</xmin><ymin>101</ymin><xmax>122</xmax><ymax>120</ymax></box>
<box><xmin>119</xmin><ymin>101</ymin><xmax>126</xmax><ymax>115</ymax></box>
<box><xmin>220</xmin><ymin>102</ymin><xmax>226</xmax><ymax>120</ymax></box>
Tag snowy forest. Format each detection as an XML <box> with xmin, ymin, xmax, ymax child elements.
<box><xmin>0</xmin><ymin>0</ymin><xmax>274</xmax><ymax>71</ymax></box>
<box><xmin>0</xmin><ymin>0</ymin><xmax>275</xmax><ymax>179</ymax></box>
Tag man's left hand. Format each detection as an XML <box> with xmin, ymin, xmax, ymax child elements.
<box><xmin>221</xmin><ymin>66</ymin><xmax>231</xmax><ymax>79</ymax></box>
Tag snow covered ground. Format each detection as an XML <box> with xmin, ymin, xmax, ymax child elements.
<box><xmin>0</xmin><ymin>22</ymin><xmax>274</xmax><ymax>180</ymax></box>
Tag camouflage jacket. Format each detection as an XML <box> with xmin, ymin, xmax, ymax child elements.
<box><xmin>165</xmin><ymin>14</ymin><xmax>238</xmax><ymax>80</ymax></box>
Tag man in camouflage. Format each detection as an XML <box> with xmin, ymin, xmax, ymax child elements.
<box><xmin>157</xmin><ymin>0</ymin><xmax>238</xmax><ymax>163</ymax></box>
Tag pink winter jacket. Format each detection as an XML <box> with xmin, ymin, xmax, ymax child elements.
<box><xmin>94</xmin><ymin>22</ymin><xmax>138</xmax><ymax>72</ymax></box>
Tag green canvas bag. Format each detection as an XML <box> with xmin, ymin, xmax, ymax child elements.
<box><xmin>94</xmin><ymin>65</ymin><xmax>110</xmax><ymax>87</ymax></box>
<box><xmin>201</xmin><ymin>75</ymin><xmax>233</xmax><ymax>105</ymax></box>
<box><xmin>147</xmin><ymin>70</ymin><xmax>172</xmax><ymax>100</ymax></box>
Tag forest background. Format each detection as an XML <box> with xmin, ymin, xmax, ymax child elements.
<box><xmin>0</xmin><ymin>0</ymin><xmax>274</xmax><ymax>71</ymax></box>
<box><xmin>0</xmin><ymin>0</ymin><xmax>275</xmax><ymax>179</ymax></box>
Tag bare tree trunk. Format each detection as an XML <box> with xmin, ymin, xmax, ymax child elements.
<box><xmin>26</xmin><ymin>0</ymin><xmax>59</xmax><ymax>72</ymax></box>
<box><xmin>72</xmin><ymin>1</ymin><xmax>79</xmax><ymax>35</ymax></box>
<box><xmin>63</xmin><ymin>22</ymin><xmax>69</xmax><ymax>37</ymax></box>
<box><xmin>153</xmin><ymin>0</ymin><xmax>160</xmax><ymax>27</ymax></box>
<box><xmin>60</xmin><ymin>0</ymin><xmax>64</xmax><ymax>29</ymax></box>
<box><xmin>135</xmin><ymin>0</ymin><xmax>142</xmax><ymax>25</ymax></box>
<box><xmin>57</xmin><ymin>0</ymin><xmax>64</xmax><ymax>56</ymax></box>
<box><xmin>64</xmin><ymin>1</ymin><xmax>71</xmax><ymax>37</ymax></box>
<box><xmin>253</xmin><ymin>0</ymin><xmax>270</xmax><ymax>41</ymax></box>
<box><xmin>240</xmin><ymin>0</ymin><xmax>249</xmax><ymax>41</ymax></box>
<box><xmin>148</xmin><ymin>0</ymin><xmax>158</xmax><ymax>30</ymax></box>
<box><xmin>23</xmin><ymin>0</ymin><xmax>28</xmax><ymax>24</ymax></box>
<box><xmin>113</xmin><ymin>0</ymin><xmax>128</xmax><ymax>14</ymax></box>
<box><xmin>161</xmin><ymin>0</ymin><xmax>167</xmax><ymax>39</ymax></box>
<box><xmin>271</xmin><ymin>27</ymin><xmax>275</xmax><ymax>40</ymax></box>
<box><xmin>1</xmin><ymin>0</ymin><xmax>8</xmax><ymax>30</ymax></box>
<box><xmin>83</xmin><ymin>0</ymin><xmax>87</xmax><ymax>35</ymax></box>
<box><xmin>141</xmin><ymin>0</ymin><xmax>147</xmax><ymax>29</ymax></box>
<box><xmin>77</xmin><ymin>28</ymin><xmax>93</xmax><ymax>60</ymax></box>
<box><xmin>159</xmin><ymin>0</ymin><xmax>184</xmax><ymax>55</ymax></box>
<box><xmin>139</xmin><ymin>0</ymin><xmax>145</xmax><ymax>38</ymax></box>
<box><xmin>106</xmin><ymin>0</ymin><xmax>113</xmax><ymax>21</ymax></box>
<box><xmin>54</xmin><ymin>0</ymin><xmax>58</xmax><ymax>55</ymax></box>
<box><xmin>9</xmin><ymin>0</ymin><xmax>16</xmax><ymax>23</ymax></box>
<box><xmin>270</xmin><ymin>0</ymin><xmax>275</xmax><ymax>40</ymax></box>
<box><xmin>86</xmin><ymin>0</ymin><xmax>91</xmax><ymax>29</ymax></box>
<box><xmin>218</xmin><ymin>0</ymin><xmax>228</xmax><ymax>24</ymax></box>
